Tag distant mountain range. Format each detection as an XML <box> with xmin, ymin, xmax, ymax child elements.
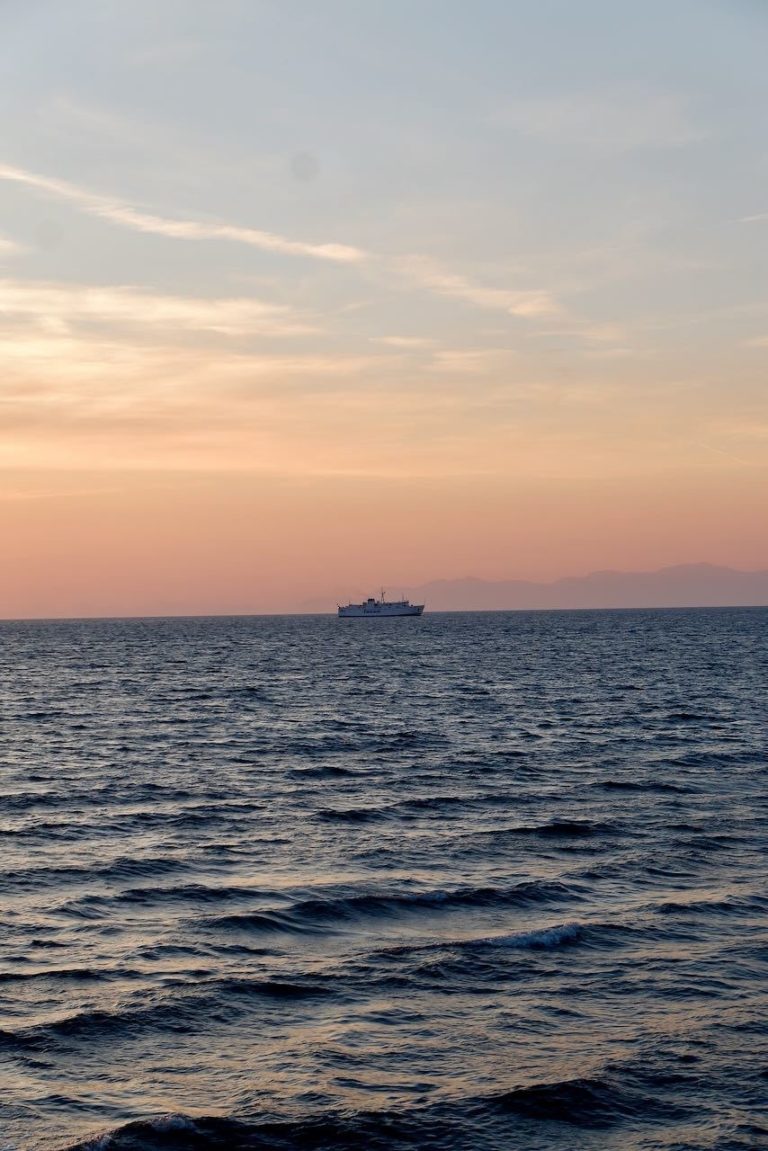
<box><xmin>304</xmin><ymin>565</ymin><xmax>768</xmax><ymax>613</ymax></box>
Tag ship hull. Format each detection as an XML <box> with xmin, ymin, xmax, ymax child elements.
<box><xmin>338</xmin><ymin>604</ymin><xmax>424</xmax><ymax>618</ymax></box>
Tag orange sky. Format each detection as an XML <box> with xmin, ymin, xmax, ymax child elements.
<box><xmin>1</xmin><ymin>467</ymin><xmax>765</xmax><ymax>617</ymax></box>
<box><xmin>1</xmin><ymin>2</ymin><xmax>767</xmax><ymax>616</ymax></box>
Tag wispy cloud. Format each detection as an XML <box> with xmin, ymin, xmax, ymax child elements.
<box><xmin>0</xmin><ymin>279</ymin><xmax>316</xmax><ymax>338</ymax></box>
<box><xmin>0</xmin><ymin>483</ymin><xmax>125</xmax><ymax>503</ymax></box>
<box><xmin>427</xmin><ymin>349</ymin><xmax>514</xmax><ymax>374</ymax></box>
<box><xmin>0</xmin><ymin>327</ymin><xmax>420</xmax><ymax>473</ymax></box>
<box><xmin>0</xmin><ymin>162</ymin><xmax>613</xmax><ymax>361</ymax></box>
<box><xmin>0</xmin><ymin>162</ymin><xmax>366</xmax><ymax>264</ymax></box>
<box><xmin>370</xmin><ymin>336</ymin><xmax>437</xmax><ymax>349</ymax></box>
<box><xmin>0</xmin><ymin>163</ymin><xmax>574</xmax><ymax>327</ymax></box>
<box><xmin>694</xmin><ymin>441</ymin><xmax>762</xmax><ymax>468</ymax></box>
<box><xmin>531</xmin><ymin>321</ymin><xmax>631</xmax><ymax>347</ymax></box>
<box><xmin>3</xmin><ymin>320</ymin><xmax>761</xmax><ymax>481</ymax></box>
<box><xmin>399</xmin><ymin>257</ymin><xmax>560</xmax><ymax>318</ymax></box>
<box><xmin>0</xmin><ymin>327</ymin><xmax>382</xmax><ymax>391</ymax></box>
<box><xmin>0</xmin><ymin>234</ymin><xmax>24</xmax><ymax>255</ymax></box>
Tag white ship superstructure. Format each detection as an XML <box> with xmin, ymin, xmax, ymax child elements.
<box><xmin>338</xmin><ymin>590</ymin><xmax>424</xmax><ymax>618</ymax></box>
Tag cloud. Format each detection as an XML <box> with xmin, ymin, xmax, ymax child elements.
<box><xmin>0</xmin><ymin>234</ymin><xmax>24</xmax><ymax>255</ymax></box>
<box><xmin>0</xmin><ymin>162</ymin><xmax>366</xmax><ymax>264</ymax></box>
<box><xmin>2</xmin><ymin>319</ymin><xmax>762</xmax><ymax>481</ymax></box>
<box><xmin>427</xmin><ymin>349</ymin><xmax>514</xmax><ymax>374</ymax></box>
<box><xmin>399</xmin><ymin>257</ymin><xmax>560</xmax><ymax>318</ymax></box>
<box><xmin>0</xmin><ymin>327</ymin><xmax>436</xmax><ymax>474</ymax></box>
<box><xmin>531</xmin><ymin>321</ymin><xmax>631</xmax><ymax>347</ymax></box>
<box><xmin>0</xmin><ymin>165</ymin><xmax>588</xmax><ymax>352</ymax></box>
<box><xmin>0</xmin><ymin>163</ymin><xmax>571</xmax><ymax>326</ymax></box>
<box><xmin>370</xmin><ymin>336</ymin><xmax>437</xmax><ymax>349</ymax></box>
<box><xmin>0</xmin><ymin>325</ymin><xmax>381</xmax><ymax>393</ymax></box>
<box><xmin>0</xmin><ymin>279</ymin><xmax>316</xmax><ymax>338</ymax></box>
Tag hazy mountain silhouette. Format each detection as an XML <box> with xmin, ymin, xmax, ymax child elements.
<box><xmin>305</xmin><ymin>565</ymin><xmax>768</xmax><ymax>612</ymax></box>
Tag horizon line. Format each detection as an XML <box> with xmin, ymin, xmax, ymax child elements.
<box><xmin>3</xmin><ymin>602</ymin><xmax>768</xmax><ymax>625</ymax></box>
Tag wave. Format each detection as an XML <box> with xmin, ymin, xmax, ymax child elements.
<box><xmin>534</xmin><ymin>819</ymin><xmax>610</xmax><ymax>837</ymax></box>
<box><xmin>286</xmin><ymin>764</ymin><xmax>357</xmax><ymax>778</ymax></box>
<box><xmin>664</xmin><ymin>710</ymin><xmax>715</xmax><ymax>722</ymax></box>
<box><xmin>663</xmin><ymin>749</ymin><xmax>760</xmax><ymax>770</ymax></box>
<box><xmin>378</xmin><ymin>921</ymin><xmax>590</xmax><ymax>961</ymax></box>
<box><xmin>3</xmin><ymin>804</ymin><xmax>260</xmax><ymax>841</ymax></box>
<box><xmin>229</xmin><ymin>684</ymin><xmax>273</xmax><ymax>702</ymax></box>
<box><xmin>203</xmin><ymin>908</ymin><xmax>331</xmax><ymax>935</ymax></box>
<box><xmin>298</xmin><ymin>879</ymin><xmax>583</xmax><ymax>916</ymax></box>
<box><xmin>0</xmin><ymin>782</ymin><xmax>222</xmax><ymax>814</ymax></box>
<box><xmin>396</xmin><ymin>793</ymin><xmax>478</xmax><ymax>811</ymax></box>
<box><xmin>0</xmin><ymin>978</ymin><xmax>328</xmax><ymax>1051</ymax></box>
<box><xmin>202</xmin><ymin>976</ymin><xmax>330</xmax><ymax>1000</ymax></box>
<box><xmin>64</xmin><ymin>1111</ymin><xmax>402</xmax><ymax>1151</ymax></box>
<box><xmin>62</xmin><ymin>1069</ymin><xmax>667</xmax><ymax>1149</ymax></box>
<box><xmin>596</xmin><ymin>779</ymin><xmax>693</xmax><ymax>794</ymax></box>
<box><xmin>380</xmin><ymin>917</ymin><xmax>643</xmax><ymax>964</ymax></box>
<box><xmin>475</xmin><ymin>819</ymin><xmax>611</xmax><ymax>841</ymax></box>
<box><xmin>654</xmin><ymin>892</ymin><xmax>768</xmax><ymax>917</ymax></box>
<box><xmin>57</xmin><ymin>882</ymin><xmax>271</xmax><ymax>914</ymax></box>
<box><xmin>0</xmin><ymin>855</ymin><xmax>189</xmax><ymax>894</ymax></box>
<box><xmin>204</xmin><ymin>879</ymin><xmax>584</xmax><ymax>935</ymax></box>
<box><xmin>489</xmin><ymin>1058</ymin><xmax>694</xmax><ymax>1126</ymax></box>
<box><xmin>493</xmin><ymin>1075</ymin><xmax>635</xmax><ymax>1125</ymax></box>
<box><xmin>471</xmin><ymin>922</ymin><xmax>585</xmax><ymax>949</ymax></box>
<box><xmin>0</xmin><ymin>966</ymin><xmax>121</xmax><ymax>985</ymax></box>
<box><xmin>315</xmin><ymin>806</ymin><xmax>390</xmax><ymax>823</ymax></box>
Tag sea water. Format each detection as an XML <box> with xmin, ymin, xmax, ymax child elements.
<box><xmin>1</xmin><ymin>609</ymin><xmax>766</xmax><ymax>1150</ymax></box>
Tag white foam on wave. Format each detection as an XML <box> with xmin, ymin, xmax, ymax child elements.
<box><xmin>149</xmin><ymin>1114</ymin><xmax>198</xmax><ymax>1131</ymax></box>
<box><xmin>76</xmin><ymin>1136</ymin><xmax>111</xmax><ymax>1151</ymax></box>
<box><xmin>77</xmin><ymin>1114</ymin><xmax>198</xmax><ymax>1150</ymax></box>
<box><xmin>474</xmin><ymin>922</ymin><xmax>584</xmax><ymax>949</ymax></box>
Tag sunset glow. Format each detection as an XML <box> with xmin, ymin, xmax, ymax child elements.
<box><xmin>1</xmin><ymin>1</ymin><xmax>767</xmax><ymax>616</ymax></box>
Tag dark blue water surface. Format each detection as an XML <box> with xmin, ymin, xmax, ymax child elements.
<box><xmin>1</xmin><ymin>609</ymin><xmax>767</xmax><ymax>1151</ymax></box>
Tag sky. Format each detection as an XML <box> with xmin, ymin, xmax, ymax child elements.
<box><xmin>1</xmin><ymin>0</ymin><xmax>767</xmax><ymax>616</ymax></box>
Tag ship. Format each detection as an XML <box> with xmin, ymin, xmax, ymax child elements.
<box><xmin>338</xmin><ymin>590</ymin><xmax>425</xmax><ymax>618</ymax></box>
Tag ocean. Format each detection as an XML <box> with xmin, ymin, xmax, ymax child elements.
<box><xmin>1</xmin><ymin>608</ymin><xmax>766</xmax><ymax>1150</ymax></box>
